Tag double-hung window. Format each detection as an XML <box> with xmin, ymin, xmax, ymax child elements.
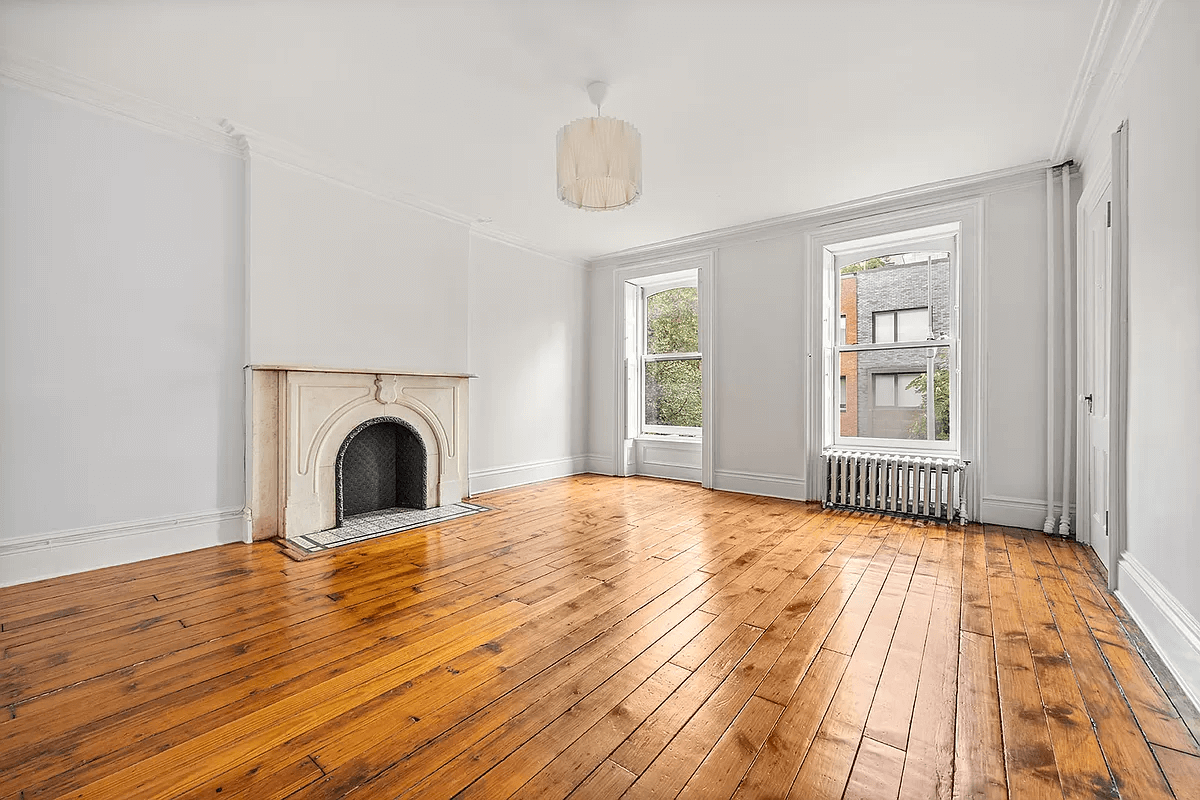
<box><xmin>829</xmin><ymin>227</ymin><xmax>959</xmax><ymax>452</ymax></box>
<box><xmin>638</xmin><ymin>273</ymin><xmax>701</xmax><ymax>436</ymax></box>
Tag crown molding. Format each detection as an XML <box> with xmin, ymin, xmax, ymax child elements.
<box><xmin>1056</xmin><ymin>0</ymin><xmax>1165</xmax><ymax>162</ymax></box>
<box><xmin>222</xmin><ymin>119</ymin><xmax>589</xmax><ymax>268</ymax></box>
<box><xmin>0</xmin><ymin>48</ymin><xmax>241</xmax><ymax>156</ymax></box>
<box><xmin>1052</xmin><ymin>0</ymin><xmax>1121</xmax><ymax>163</ymax></box>
<box><xmin>468</xmin><ymin>226</ymin><xmax>590</xmax><ymax>269</ymax></box>
<box><xmin>0</xmin><ymin>48</ymin><xmax>583</xmax><ymax>269</ymax></box>
<box><xmin>590</xmin><ymin>160</ymin><xmax>1053</xmax><ymax>269</ymax></box>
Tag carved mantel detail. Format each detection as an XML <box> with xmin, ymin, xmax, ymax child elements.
<box><xmin>375</xmin><ymin>374</ymin><xmax>401</xmax><ymax>404</ymax></box>
<box><xmin>246</xmin><ymin>366</ymin><xmax>471</xmax><ymax>542</ymax></box>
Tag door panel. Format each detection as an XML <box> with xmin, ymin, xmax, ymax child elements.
<box><xmin>1082</xmin><ymin>185</ymin><xmax>1112</xmax><ymax>570</ymax></box>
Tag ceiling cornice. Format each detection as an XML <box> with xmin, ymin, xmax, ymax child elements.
<box><xmin>1052</xmin><ymin>0</ymin><xmax>1165</xmax><ymax>162</ymax></box>
<box><xmin>1</xmin><ymin>48</ymin><xmax>586</xmax><ymax>269</ymax></box>
<box><xmin>589</xmin><ymin>160</ymin><xmax>1057</xmax><ymax>270</ymax></box>
<box><xmin>0</xmin><ymin>48</ymin><xmax>240</xmax><ymax>156</ymax></box>
<box><xmin>1051</xmin><ymin>0</ymin><xmax>1121</xmax><ymax>163</ymax></box>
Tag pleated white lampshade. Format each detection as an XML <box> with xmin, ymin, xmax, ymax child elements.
<box><xmin>556</xmin><ymin>115</ymin><xmax>642</xmax><ymax>211</ymax></box>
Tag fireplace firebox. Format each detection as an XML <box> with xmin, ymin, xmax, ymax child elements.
<box><xmin>336</xmin><ymin>417</ymin><xmax>428</xmax><ymax>524</ymax></box>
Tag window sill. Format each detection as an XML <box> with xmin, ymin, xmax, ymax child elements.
<box><xmin>635</xmin><ymin>434</ymin><xmax>701</xmax><ymax>444</ymax></box>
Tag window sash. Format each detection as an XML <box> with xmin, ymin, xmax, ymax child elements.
<box><xmin>639</xmin><ymin>278</ymin><xmax>701</xmax><ymax>435</ymax></box>
<box><xmin>828</xmin><ymin>236</ymin><xmax>959</xmax><ymax>455</ymax></box>
<box><xmin>643</xmin><ymin>352</ymin><xmax>702</xmax><ymax>363</ymax></box>
<box><xmin>836</xmin><ymin>337</ymin><xmax>954</xmax><ymax>354</ymax></box>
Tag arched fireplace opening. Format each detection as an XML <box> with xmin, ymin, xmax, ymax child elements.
<box><xmin>336</xmin><ymin>417</ymin><xmax>428</xmax><ymax>525</ymax></box>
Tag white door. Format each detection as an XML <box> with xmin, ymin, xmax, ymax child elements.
<box><xmin>1082</xmin><ymin>184</ymin><xmax>1112</xmax><ymax>570</ymax></box>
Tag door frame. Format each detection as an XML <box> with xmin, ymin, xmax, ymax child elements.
<box><xmin>1077</xmin><ymin>123</ymin><xmax>1130</xmax><ymax>589</ymax></box>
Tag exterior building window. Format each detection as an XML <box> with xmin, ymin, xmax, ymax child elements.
<box><xmin>873</xmin><ymin>308</ymin><xmax>930</xmax><ymax>343</ymax></box>
<box><xmin>830</xmin><ymin>241</ymin><xmax>958</xmax><ymax>450</ymax></box>
<box><xmin>873</xmin><ymin>373</ymin><xmax>924</xmax><ymax>407</ymax></box>
<box><xmin>640</xmin><ymin>276</ymin><xmax>701</xmax><ymax>436</ymax></box>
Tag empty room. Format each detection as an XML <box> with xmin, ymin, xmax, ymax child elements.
<box><xmin>2</xmin><ymin>1</ymin><xmax>1199</xmax><ymax>798</ymax></box>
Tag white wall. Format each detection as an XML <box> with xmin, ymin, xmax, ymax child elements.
<box><xmin>467</xmin><ymin>233</ymin><xmax>589</xmax><ymax>492</ymax></box>
<box><xmin>0</xmin><ymin>85</ymin><xmax>246</xmax><ymax>585</ymax></box>
<box><xmin>247</xmin><ymin>158</ymin><xmax>469</xmax><ymax>373</ymax></box>
<box><xmin>1079</xmin><ymin>0</ymin><xmax>1200</xmax><ymax>706</ymax></box>
<box><xmin>587</xmin><ymin>178</ymin><xmax>1065</xmax><ymax>523</ymax></box>
<box><xmin>712</xmin><ymin>235</ymin><xmax>808</xmax><ymax>497</ymax></box>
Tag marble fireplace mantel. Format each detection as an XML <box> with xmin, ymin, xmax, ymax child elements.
<box><xmin>245</xmin><ymin>366</ymin><xmax>473</xmax><ymax>542</ymax></box>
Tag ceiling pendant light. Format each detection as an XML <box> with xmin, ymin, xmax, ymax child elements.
<box><xmin>556</xmin><ymin>81</ymin><xmax>642</xmax><ymax>211</ymax></box>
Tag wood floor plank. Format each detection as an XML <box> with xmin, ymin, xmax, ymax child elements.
<box><xmin>1004</xmin><ymin>536</ymin><xmax>1117</xmax><ymax>800</ymax></box>
<box><xmin>844</xmin><ymin>736</ymin><xmax>906</xmax><ymax>800</ymax></box>
<box><xmin>985</xmin><ymin>530</ymin><xmax>1065</xmax><ymax>799</ymax></box>
<box><xmin>954</xmin><ymin>629</ymin><xmax>1008</xmax><ymax>799</ymax></box>
<box><xmin>898</xmin><ymin>583</ymin><xmax>962</xmax><ymax>800</ymax></box>
<box><xmin>1151</xmin><ymin>744</ymin><xmax>1200</xmax><ymax>799</ymax></box>
<box><xmin>731</xmin><ymin>647</ymin><xmax>850</xmax><ymax>800</ymax></box>
<box><xmin>1040</xmin><ymin>574</ymin><xmax>1176</xmax><ymax>799</ymax></box>
<box><xmin>675</xmin><ymin>694</ymin><xmax>783</xmax><ymax>800</ymax></box>
<box><xmin>565</xmin><ymin>759</ymin><xmax>638</xmax><ymax>800</ymax></box>
<box><xmin>0</xmin><ymin>476</ymin><xmax>1191</xmax><ymax>800</ymax></box>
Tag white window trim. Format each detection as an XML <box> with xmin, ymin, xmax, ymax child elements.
<box><xmin>612</xmin><ymin>252</ymin><xmax>715</xmax><ymax>487</ymax></box>
<box><xmin>639</xmin><ymin>274</ymin><xmax>702</xmax><ymax>437</ymax></box>
<box><xmin>806</xmin><ymin>202</ymin><xmax>984</xmax><ymax>515</ymax></box>
<box><xmin>829</xmin><ymin>226</ymin><xmax>960</xmax><ymax>454</ymax></box>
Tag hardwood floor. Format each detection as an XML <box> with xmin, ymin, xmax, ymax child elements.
<box><xmin>1</xmin><ymin>475</ymin><xmax>1198</xmax><ymax>799</ymax></box>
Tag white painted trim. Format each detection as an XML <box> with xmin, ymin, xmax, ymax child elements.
<box><xmin>1108</xmin><ymin>123</ymin><xmax>1131</xmax><ymax>590</ymax></box>
<box><xmin>713</xmin><ymin>470</ymin><xmax>807</xmax><ymax>502</ymax></box>
<box><xmin>1052</xmin><ymin>0</ymin><xmax>1121</xmax><ymax>162</ymax></box>
<box><xmin>591</xmin><ymin>161</ymin><xmax>1051</xmax><ymax>269</ymax></box>
<box><xmin>0</xmin><ymin>508</ymin><xmax>246</xmax><ymax>587</ymax></box>
<box><xmin>979</xmin><ymin>495</ymin><xmax>1063</xmax><ymax>530</ymax></box>
<box><xmin>1075</xmin><ymin>160</ymin><xmax>1112</xmax><ymax>563</ymax></box>
<box><xmin>638</xmin><ymin>463</ymin><xmax>703</xmax><ymax>484</ymax></box>
<box><xmin>1117</xmin><ymin>554</ymin><xmax>1200</xmax><ymax>710</ymax></box>
<box><xmin>223</xmin><ymin>120</ymin><xmax>589</xmax><ymax>269</ymax></box>
<box><xmin>805</xmin><ymin>199</ymin><xmax>985</xmax><ymax>513</ymax></box>
<box><xmin>612</xmin><ymin>253</ymin><xmax>715</xmax><ymax>485</ymax></box>
<box><xmin>468</xmin><ymin>455</ymin><xmax>590</xmax><ymax>495</ymax></box>
<box><xmin>700</xmin><ymin>250</ymin><xmax>718</xmax><ymax>489</ymax></box>
<box><xmin>585</xmin><ymin>454</ymin><xmax>616</xmax><ymax>476</ymax></box>
<box><xmin>1072</xmin><ymin>0</ymin><xmax>1166</xmax><ymax>161</ymax></box>
<box><xmin>0</xmin><ymin>48</ymin><xmax>584</xmax><ymax>270</ymax></box>
<box><xmin>0</xmin><ymin>48</ymin><xmax>240</xmax><ymax>156</ymax></box>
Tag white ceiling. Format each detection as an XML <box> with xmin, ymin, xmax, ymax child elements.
<box><xmin>0</xmin><ymin>1</ymin><xmax>1101</xmax><ymax>261</ymax></box>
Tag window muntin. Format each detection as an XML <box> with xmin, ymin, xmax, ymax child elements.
<box><xmin>832</xmin><ymin>246</ymin><xmax>957</xmax><ymax>451</ymax></box>
<box><xmin>641</xmin><ymin>282</ymin><xmax>701</xmax><ymax>436</ymax></box>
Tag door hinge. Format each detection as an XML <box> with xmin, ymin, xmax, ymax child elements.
<box><xmin>1107</xmin><ymin>201</ymin><xmax>1112</xmax><ymax>228</ymax></box>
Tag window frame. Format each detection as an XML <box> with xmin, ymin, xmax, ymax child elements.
<box><xmin>825</xmin><ymin>225</ymin><xmax>962</xmax><ymax>455</ymax></box>
<box><xmin>638</xmin><ymin>273</ymin><xmax>703</xmax><ymax>437</ymax></box>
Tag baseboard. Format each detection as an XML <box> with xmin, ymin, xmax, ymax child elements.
<box><xmin>979</xmin><ymin>495</ymin><xmax>1079</xmax><ymax>531</ymax></box>
<box><xmin>0</xmin><ymin>507</ymin><xmax>246</xmax><ymax>587</ymax></box>
<box><xmin>713</xmin><ymin>469</ymin><xmax>807</xmax><ymax>502</ymax></box>
<box><xmin>980</xmin><ymin>495</ymin><xmax>1051</xmax><ymax>530</ymax></box>
<box><xmin>584</xmin><ymin>453</ymin><xmax>615</xmax><ymax>476</ymax></box>
<box><xmin>468</xmin><ymin>455</ymin><xmax>590</xmax><ymax>495</ymax></box>
<box><xmin>638</xmin><ymin>463</ymin><xmax>703</xmax><ymax>484</ymax></box>
<box><xmin>1117</xmin><ymin>554</ymin><xmax>1200</xmax><ymax>711</ymax></box>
